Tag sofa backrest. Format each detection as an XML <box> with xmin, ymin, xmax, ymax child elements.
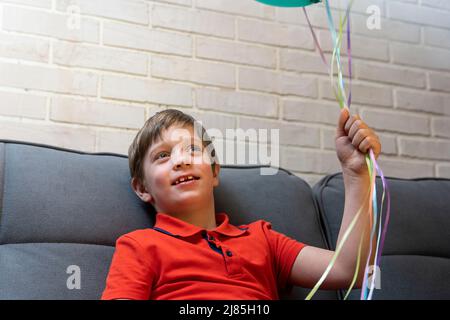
<box><xmin>0</xmin><ymin>140</ymin><xmax>337</xmax><ymax>300</ymax></box>
<box><xmin>314</xmin><ymin>173</ymin><xmax>450</xmax><ymax>299</ymax></box>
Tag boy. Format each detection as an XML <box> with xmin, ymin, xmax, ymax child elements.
<box><xmin>101</xmin><ymin>108</ymin><xmax>381</xmax><ymax>300</ymax></box>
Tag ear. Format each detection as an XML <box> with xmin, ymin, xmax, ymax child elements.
<box><xmin>131</xmin><ymin>177</ymin><xmax>154</xmax><ymax>204</ymax></box>
<box><xmin>212</xmin><ymin>163</ymin><xmax>220</xmax><ymax>187</ymax></box>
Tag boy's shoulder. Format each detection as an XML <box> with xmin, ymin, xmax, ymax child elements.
<box><xmin>236</xmin><ymin>219</ymin><xmax>272</xmax><ymax>230</ymax></box>
<box><xmin>111</xmin><ymin>228</ymin><xmax>158</xmax><ymax>249</ymax></box>
<box><xmin>116</xmin><ymin>228</ymin><xmax>160</xmax><ymax>242</ymax></box>
<box><xmin>239</xmin><ymin>218</ymin><xmax>274</xmax><ymax>229</ymax></box>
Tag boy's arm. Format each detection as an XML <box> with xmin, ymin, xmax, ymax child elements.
<box><xmin>289</xmin><ymin>173</ymin><xmax>375</xmax><ymax>290</ymax></box>
<box><xmin>289</xmin><ymin>108</ymin><xmax>381</xmax><ymax>290</ymax></box>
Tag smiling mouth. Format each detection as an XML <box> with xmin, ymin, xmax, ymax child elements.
<box><xmin>172</xmin><ymin>175</ymin><xmax>200</xmax><ymax>186</ymax></box>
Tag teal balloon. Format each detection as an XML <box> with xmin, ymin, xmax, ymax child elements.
<box><xmin>255</xmin><ymin>0</ymin><xmax>321</xmax><ymax>7</ymax></box>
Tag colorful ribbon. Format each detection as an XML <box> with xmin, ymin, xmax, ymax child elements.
<box><xmin>302</xmin><ymin>0</ymin><xmax>391</xmax><ymax>300</ymax></box>
<box><xmin>253</xmin><ymin>0</ymin><xmax>390</xmax><ymax>301</ymax></box>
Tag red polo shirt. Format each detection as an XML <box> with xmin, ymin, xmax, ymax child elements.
<box><xmin>101</xmin><ymin>212</ymin><xmax>307</xmax><ymax>300</ymax></box>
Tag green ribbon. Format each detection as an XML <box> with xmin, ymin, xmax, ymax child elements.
<box><xmin>254</xmin><ymin>0</ymin><xmax>321</xmax><ymax>7</ymax></box>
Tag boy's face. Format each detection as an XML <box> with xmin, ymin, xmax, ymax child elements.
<box><xmin>132</xmin><ymin>124</ymin><xmax>220</xmax><ymax>213</ymax></box>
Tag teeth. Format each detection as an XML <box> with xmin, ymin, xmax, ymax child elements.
<box><xmin>175</xmin><ymin>175</ymin><xmax>196</xmax><ymax>185</ymax></box>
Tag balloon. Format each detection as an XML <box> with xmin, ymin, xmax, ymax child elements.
<box><xmin>254</xmin><ymin>0</ymin><xmax>321</xmax><ymax>7</ymax></box>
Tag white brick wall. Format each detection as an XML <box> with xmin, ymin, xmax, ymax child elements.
<box><xmin>0</xmin><ymin>0</ymin><xmax>449</xmax><ymax>186</ymax></box>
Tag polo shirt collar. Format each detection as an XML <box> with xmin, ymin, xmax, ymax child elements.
<box><xmin>154</xmin><ymin>212</ymin><xmax>247</xmax><ymax>238</ymax></box>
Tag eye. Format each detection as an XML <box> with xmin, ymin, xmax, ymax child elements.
<box><xmin>188</xmin><ymin>144</ymin><xmax>202</xmax><ymax>153</ymax></box>
<box><xmin>155</xmin><ymin>151</ymin><xmax>170</xmax><ymax>160</ymax></box>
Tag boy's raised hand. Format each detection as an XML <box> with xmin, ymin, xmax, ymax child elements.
<box><xmin>335</xmin><ymin>108</ymin><xmax>381</xmax><ymax>178</ymax></box>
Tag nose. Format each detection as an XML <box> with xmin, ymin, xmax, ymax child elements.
<box><xmin>172</xmin><ymin>148</ymin><xmax>192</xmax><ymax>169</ymax></box>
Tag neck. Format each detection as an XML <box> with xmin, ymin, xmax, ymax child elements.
<box><xmin>164</xmin><ymin>199</ymin><xmax>217</xmax><ymax>230</ymax></box>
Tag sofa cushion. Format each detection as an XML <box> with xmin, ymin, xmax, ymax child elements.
<box><xmin>0</xmin><ymin>142</ymin><xmax>154</xmax><ymax>246</ymax></box>
<box><xmin>0</xmin><ymin>243</ymin><xmax>114</xmax><ymax>299</ymax></box>
<box><xmin>313</xmin><ymin>173</ymin><xmax>450</xmax><ymax>299</ymax></box>
<box><xmin>0</xmin><ymin>140</ymin><xmax>337</xmax><ymax>300</ymax></box>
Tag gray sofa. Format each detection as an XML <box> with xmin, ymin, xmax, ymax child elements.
<box><xmin>0</xmin><ymin>140</ymin><xmax>449</xmax><ymax>300</ymax></box>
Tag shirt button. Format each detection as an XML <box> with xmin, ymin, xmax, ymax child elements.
<box><xmin>226</xmin><ymin>250</ymin><xmax>233</xmax><ymax>257</ymax></box>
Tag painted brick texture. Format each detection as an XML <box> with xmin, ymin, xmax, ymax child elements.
<box><xmin>0</xmin><ymin>0</ymin><xmax>448</xmax><ymax>186</ymax></box>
